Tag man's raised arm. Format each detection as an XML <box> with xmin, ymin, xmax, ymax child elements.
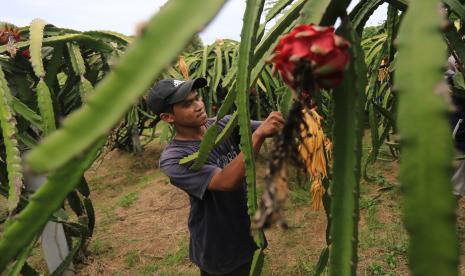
<box><xmin>208</xmin><ymin>112</ymin><xmax>285</xmax><ymax>191</ymax></box>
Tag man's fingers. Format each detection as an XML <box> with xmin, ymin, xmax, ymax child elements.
<box><xmin>271</xmin><ymin>116</ymin><xmax>285</xmax><ymax>125</ymax></box>
<box><xmin>270</xmin><ymin>111</ymin><xmax>283</xmax><ymax>117</ymax></box>
<box><xmin>273</xmin><ymin>120</ymin><xmax>284</xmax><ymax>131</ymax></box>
<box><xmin>268</xmin><ymin>111</ymin><xmax>285</xmax><ymax>124</ymax></box>
<box><xmin>261</xmin><ymin>111</ymin><xmax>286</xmax><ymax>136</ymax></box>
<box><xmin>274</xmin><ymin>112</ymin><xmax>285</xmax><ymax>122</ymax></box>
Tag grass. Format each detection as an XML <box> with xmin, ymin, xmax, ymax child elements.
<box><xmin>287</xmin><ymin>171</ymin><xmax>312</xmax><ymax>207</ymax></box>
<box><xmin>357</xmin><ymin>150</ymin><xmax>408</xmax><ymax>275</ymax></box>
<box><xmin>90</xmin><ymin>238</ymin><xmax>113</xmax><ymax>256</ymax></box>
<box><xmin>137</xmin><ymin>171</ymin><xmax>164</xmax><ymax>188</ymax></box>
<box><xmin>124</xmin><ymin>250</ymin><xmax>139</xmax><ymax>268</ymax></box>
<box><xmin>117</xmin><ymin>192</ymin><xmax>139</xmax><ymax>208</ymax></box>
<box><xmin>140</xmin><ymin>239</ymin><xmax>189</xmax><ymax>274</ymax></box>
<box><xmin>366</xmin><ymin>201</ymin><xmax>381</xmax><ymax>230</ymax></box>
<box><xmin>294</xmin><ymin>249</ymin><xmax>315</xmax><ymax>275</ymax></box>
<box><xmin>75</xmin><ymin>135</ymin><xmax>413</xmax><ymax>275</ymax></box>
<box><xmin>289</xmin><ymin>185</ymin><xmax>310</xmax><ymax>206</ymax></box>
<box><xmin>141</xmin><ymin>263</ymin><xmax>158</xmax><ymax>275</ymax></box>
<box><xmin>124</xmin><ymin>172</ymin><xmax>136</xmax><ymax>184</ymax></box>
<box><xmin>158</xmin><ymin>240</ymin><xmax>189</xmax><ymax>266</ymax></box>
<box><xmin>384</xmin><ymin>251</ymin><xmax>397</xmax><ymax>269</ymax></box>
<box><xmin>373</xmin><ymin>174</ymin><xmax>392</xmax><ymax>187</ymax></box>
<box><xmin>366</xmin><ymin>262</ymin><xmax>385</xmax><ymax>275</ymax></box>
<box><xmin>99</xmin><ymin>206</ymin><xmax>119</xmax><ymax>233</ymax></box>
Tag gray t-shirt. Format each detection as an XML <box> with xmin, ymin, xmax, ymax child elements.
<box><xmin>159</xmin><ymin>115</ymin><xmax>261</xmax><ymax>274</ymax></box>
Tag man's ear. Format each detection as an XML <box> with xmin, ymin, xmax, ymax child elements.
<box><xmin>160</xmin><ymin>112</ymin><xmax>174</xmax><ymax>124</ymax></box>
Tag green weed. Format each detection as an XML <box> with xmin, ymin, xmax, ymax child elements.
<box><xmin>124</xmin><ymin>171</ymin><xmax>136</xmax><ymax>183</ymax></box>
<box><xmin>90</xmin><ymin>238</ymin><xmax>112</xmax><ymax>255</ymax></box>
<box><xmin>159</xmin><ymin>240</ymin><xmax>189</xmax><ymax>266</ymax></box>
<box><xmin>141</xmin><ymin>239</ymin><xmax>189</xmax><ymax>274</ymax></box>
<box><xmin>384</xmin><ymin>251</ymin><xmax>397</xmax><ymax>269</ymax></box>
<box><xmin>141</xmin><ymin>263</ymin><xmax>158</xmax><ymax>275</ymax></box>
<box><xmin>100</xmin><ymin>206</ymin><xmax>119</xmax><ymax>231</ymax></box>
<box><xmin>367</xmin><ymin>262</ymin><xmax>384</xmax><ymax>275</ymax></box>
<box><xmin>124</xmin><ymin>250</ymin><xmax>139</xmax><ymax>268</ymax></box>
<box><xmin>295</xmin><ymin>254</ymin><xmax>314</xmax><ymax>274</ymax></box>
<box><xmin>289</xmin><ymin>186</ymin><xmax>310</xmax><ymax>206</ymax></box>
<box><xmin>359</xmin><ymin>228</ymin><xmax>377</xmax><ymax>249</ymax></box>
<box><xmin>137</xmin><ymin>171</ymin><xmax>164</xmax><ymax>188</ymax></box>
<box><xmin>367</xmin><ymin>202</ymin><xmax>381</xmax><ymax>230</ymax></box>
<box><xmin>374</xmin><ymin>174</ymin><xmax>392</xmax><ymax>187</ymax></box>
<box><xmin>117</xmin><ymin>192</ymin><xmax>139</xmax><ymax>208</ymax></box>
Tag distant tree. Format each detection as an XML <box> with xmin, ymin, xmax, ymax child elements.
<box><xmin>184</xmin><ymin>33</ymin><xmax>203</xmax><ymax>53</ymax></box>
<box><xmin>362</xmin><ymin>24</ymin><xmax>384</xmax><ymax>40</ymax></box>
<box><xmin>134</xmin><ymin>21</ymin><xmax>202</xmax><ymax>54</ymax></box>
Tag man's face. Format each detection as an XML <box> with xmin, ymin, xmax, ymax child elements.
<box><xmin>166</xmin><ymin>91</ymin><xmax>207</xmax><ymax>127</ymax></box>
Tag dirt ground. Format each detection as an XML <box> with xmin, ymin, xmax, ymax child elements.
<box><xmin>26</xmin><ymin>136</ymin><xmax>465</xmax><ymax>275</ymax></box>
<box><xmin>75</xmin><ymin>138</ymin><xmax>409</xmax><ymax>276</ymax></box>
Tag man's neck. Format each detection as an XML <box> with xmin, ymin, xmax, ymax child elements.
<box><xmin>173</xmin><ymin>124</ymin><xmax>207</xmax><ymax>141</ymax></box>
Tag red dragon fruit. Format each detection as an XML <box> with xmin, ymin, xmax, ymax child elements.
<box><xmin>271</xmin><ymin>24</ymin><xmax>350</xmax><ymax>95</ymax></box>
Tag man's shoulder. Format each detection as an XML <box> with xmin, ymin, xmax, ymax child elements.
<box><xmin>160</xmin><ymin>141</ymin><xmax>199</xmax><ymax>165</ymax></box>
<box><xmin>207</xmin><ymin>115</ymin><xmax>233</xmax><ymax>129</ymax></box>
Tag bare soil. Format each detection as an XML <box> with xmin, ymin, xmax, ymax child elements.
<box><xmin>73</xmin><ymin>139</ymin><xmax>410</xmax><ymax>276</ymax></box>
<box><xmin>27</xmin><ymin>136</ymin><xmax>465</xmax><ymax>275</ymax></box>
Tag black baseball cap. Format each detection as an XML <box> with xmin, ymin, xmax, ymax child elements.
<box><xmin>147</xmin><ymin>77</ymin><xmax>207</xmax><ymax>115</ymax></box>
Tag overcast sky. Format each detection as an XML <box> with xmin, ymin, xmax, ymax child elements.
<box><xmin>5</xmin><ymin>0</ymin><xmax>388</xmax><ymax>45</ymax></box>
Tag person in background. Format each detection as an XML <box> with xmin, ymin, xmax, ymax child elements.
<box><xmin>446</xmin><ymin>55</ymin><xmax>465</xmax><ymax>198</ymax></box>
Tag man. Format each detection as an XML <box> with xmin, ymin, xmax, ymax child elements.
<box><xmin>446</xmin><ymin>56</ymin><xmax>465</xmax><ymax>198</ymax></box>
<box><xmin>147</xmin><ymin>77</ymin><xmax>284</xmax><ymax>275</ymax></box>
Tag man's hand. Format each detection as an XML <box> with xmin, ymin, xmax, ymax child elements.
<box><xmin>254</xmin><ymin>111</ymin><xmax>285</xmax><ymax>139</ymax></box>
